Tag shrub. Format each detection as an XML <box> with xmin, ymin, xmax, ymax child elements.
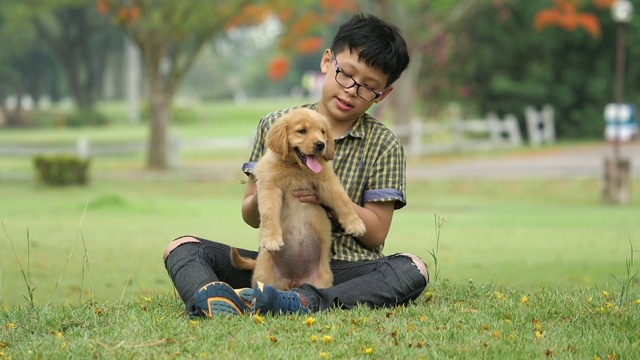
<box><xmin>140</xmin><ymin>104</ymin><xmax>199</xmax><ymax>125</ymax></box>
<box><xmin>65</xmin><ymin>109</ymin><xmax>109</xmax><ymax>127</ymax></box>
<box><xmin>33</xmin><ymin>155</ymin><xmax>91</xmax><ymax>186</ymax></box>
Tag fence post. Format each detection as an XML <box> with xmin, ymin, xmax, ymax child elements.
<box><xmin>525</xmin><ymin>106</ymin><xmax>542</xmax><ymax>147</ymax></box>
<box><xmin>504</xmin><ymin>114</ymin><xmax>522</xmax><ymax>147</ymax></box>
<box><xmin>168</xmin><ymin>133</ymin><xmax>181</xmax><ymax>169</ymax></box>
<box><xmin>542</xmin><ymin>104</ymin><xmax>555</xmax><ymax>143</ymax></box>
<box><xmin>486</xmin><ymin>112</ymin><xmax>502</xmax><ymax>146</ymax></box>
<box><xmin>76</xmin><ymin>137</ymin><xmax>90</xmax><ymax>159</ymax></box>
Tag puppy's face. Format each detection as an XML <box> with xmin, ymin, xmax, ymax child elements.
<box><xmin>267</xmin><ymin>108</ymin><xmax>335</xmax><ymax>173</ymax></box>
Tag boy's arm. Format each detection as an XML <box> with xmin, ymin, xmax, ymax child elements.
<box><xmin>242</xmin><ymin>176</ymin><xmax>260</xmax><ymax>228</ymax></box>
<box><xmin>349</xmin><ymin>201</ymin><xmax>395</xmax><ymax>250</ymax></box>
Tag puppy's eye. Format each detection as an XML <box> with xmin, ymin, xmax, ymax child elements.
<box><xmin>297</xmin><ymin>128</ymin><xmax>307</xmax><ymax>134</ymax></box>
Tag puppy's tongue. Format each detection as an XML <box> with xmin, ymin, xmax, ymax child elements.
<box><xmin>305</xmin><ymin>155</ymin><xmax>322</xmax><ymax>173</ymax></box>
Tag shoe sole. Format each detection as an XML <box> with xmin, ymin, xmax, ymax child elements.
<box><xmin>199</xmin><ymin>282</ymin><xmax>249</xmax><ymax>317</ymax></box>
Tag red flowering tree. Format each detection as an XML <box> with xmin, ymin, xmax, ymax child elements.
<box><xmin>99</xmin><ymin>0</ymin><xmax>356</xmax><ymax>169</ymax></box>
<box><xmin>534</xmin><ymin>0</ymin><xmax>615</xmax><ymax>38</ymax></box>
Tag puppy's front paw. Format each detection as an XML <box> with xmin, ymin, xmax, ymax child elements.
<box><xmin>342</xmin><ymin>218</ymin><xmax>366</xmax><ymax>237</ymax></box>
<box><xmin>261</xmin><ymin>237</ymin><xmax>284</xmax><ymax>252</ymax></box>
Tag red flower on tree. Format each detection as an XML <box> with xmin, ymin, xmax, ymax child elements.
<box><xmin>534</xmin><ymin>0</ymin><xmax>604</xmax><ymax>38</ymax></box>
<box><xmin>268</xmin><ymin>57</ymin><xmax>290</xmax><ymax>82</ymax></box>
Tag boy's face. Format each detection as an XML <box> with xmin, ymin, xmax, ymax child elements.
<box><xmin>318</xmin><ymin>49</ymin><xmax>392</xmax><ymax>123</ymax></box>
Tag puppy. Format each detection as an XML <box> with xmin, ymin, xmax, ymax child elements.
<box><xmin>231</xmin><ymin>108</ymin><xmax>366</xmax><ymax>290</ymax></box>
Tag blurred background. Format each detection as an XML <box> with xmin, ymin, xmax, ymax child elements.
<box><xmin>1</xmin><ymin>1</ymin><xmax>638</xmax><ymax>155</ymax></box>
<box><xmin>1</xmin><ymin>0</ymin><xmax>639</xmax><ymax>305</ymax></box>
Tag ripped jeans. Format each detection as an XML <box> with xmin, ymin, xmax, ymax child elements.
<box><xmin>164</xmin><ymin>236</ymin><xmax>429</xmax><ymax>314</ymax></box>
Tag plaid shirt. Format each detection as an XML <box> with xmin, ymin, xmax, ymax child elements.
<box><xmin>242</xmin><ymin>103</ymin><xmax>406</xmax><ymax>261</ymax></box>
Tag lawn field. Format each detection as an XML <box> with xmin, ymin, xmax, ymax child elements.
<box><xmin>1</xmin><ymin>176</ymin><xmax>638</xmax><ymax>306</ymax></box>
<box><xmin>1</xmin><ymin>100</ymin><xmax>639</xmax><ymax>358</ymax></box>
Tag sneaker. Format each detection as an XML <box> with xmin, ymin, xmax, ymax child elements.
<box><xmin>251</xmin><ymin>281</ymin><xmax>309</xmax><ymax>315</ymax></box>
<box><xmin>192</xmin><ymin>281</ymin><xmax>253</xmax><ymax>317</ymax></box>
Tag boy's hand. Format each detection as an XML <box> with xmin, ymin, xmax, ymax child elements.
<box><xmin>292</xmin><ymin>188</ymin><xmax>321</xmax><ymax>204</ymax></box>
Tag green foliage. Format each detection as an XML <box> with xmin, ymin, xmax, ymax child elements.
<box><xmin>64</xmin><ymin>108</ymin><xmax>109</xmax><ymax>127</ymax></box>
<box><xmin>32</xmin><ymin>155</ymin><xmax>91</xmax><ymax>186</ymax></box>
<box><xmin>433</xmin><ymin>1</ymin><xmax>640</xmax><ymax>139</ymax></box>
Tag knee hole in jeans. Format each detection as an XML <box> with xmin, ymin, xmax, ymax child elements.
<box><xmin>398</xmin><ymin>253</ymin><xmax>429</xmax><ymax>284</ymax></box>
<box><xmin>163</xmin><ymin>236</ymin><xmax>201</xmax><ymax>261</ymax></box>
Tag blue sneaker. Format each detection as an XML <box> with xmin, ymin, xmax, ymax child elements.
<box><xmin>251</xmin><ymin>281</ymin><xmax>309</xmax><ymax>315</ymax></box>
<box><xmin>192</xmin><ymin>281</ymin><xmax>253</xmax><ymax>317</ymax></box>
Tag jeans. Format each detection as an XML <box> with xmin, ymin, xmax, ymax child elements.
<box><xmin>164</xmin><ymin>236</ymin><xmax>428</xmax><ymax>314</ymax></box>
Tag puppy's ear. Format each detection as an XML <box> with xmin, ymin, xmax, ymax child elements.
<box><xmin>266</xmin><ymin>118</ymin><xmax>289</xmax><ymax>158</ymax></box>
<box><xmin>323</xmin><ymin>126</ymin><xmax>335</xmax><ymax>161</ymax></box>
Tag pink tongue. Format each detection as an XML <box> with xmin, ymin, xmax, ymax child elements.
<box><xmin>305</xmin><ymin>155</ymin><xmax>322</xmax><ymax>173</ymax></box>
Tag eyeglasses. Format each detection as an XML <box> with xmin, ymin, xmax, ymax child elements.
<box><xmin>332</xmin><ymin>51</ymin><xmax>386</xmax><ymax>102</ymax></box>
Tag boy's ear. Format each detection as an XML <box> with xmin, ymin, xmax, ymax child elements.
<box><xmin>374</xmin><ymin>85</ymin><xmax>394</xmax><ymax>104</ymax></box>
<box><xmin>319</xmin><ymin>49</ymin><xmax>332</xmax><ymax>74</ymax></box>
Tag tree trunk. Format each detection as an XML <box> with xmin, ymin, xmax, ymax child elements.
<box><xmin>602</xmin><ymin>156</ymin><xmax>631</xmax><ymax>205</ymax></box>
<box><xmin>390</xmin><ymin>50</ymin><xmax>422</xmax><ymax>145</ymax></box>
<box><xmin>146</xmin><ymin>75</ymin><xmax>171</xmax><ymax>170</ymax></box>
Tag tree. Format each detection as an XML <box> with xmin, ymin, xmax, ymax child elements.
<box><xmin>101</xmin><ymin>0</ymin><xmax>359</xmax><ymax>170</ymax></box>
<box><xmin>436</xmin><ymin>0</ymin><xmax>640</xmax><ymax>138</ymax></box>
<box><xmin>354</xmin><ymin>0</ymin><xmax>488</xmax><ymax>145</ymax></box>
<box><xmin>100</xmin><ymin>0</ymin><xmax>263</xmax><ymax>169</ymax></box>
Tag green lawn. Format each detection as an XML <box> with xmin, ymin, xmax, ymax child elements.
<box><xmin>1</xmin><ymin>177</ymin><xmax>638</xmax><ymax>306</ymax></box>
<box><xmin>1</xmin><ymin>100</ymin><xmax>639</xmax><ymax>358</ymax></box>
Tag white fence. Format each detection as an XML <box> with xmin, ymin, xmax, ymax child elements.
<box><xmin>0</xmin><ymin>135</ymin><xmax>253</xmax><ymax>168</ymax></box>
<box><xmin>525</xmin><ymin>104</ymin><xmax>555</xmax><ymax>147</ymax></box>
<box><xmin>395</xmin><ymin>105</ymin><xmax>555</xmax><ymax>156</ymax></box>
<box><xmin>396</xmin><ymin>113</ymin><xmax>523</xmax><ymax>156</ymax></box>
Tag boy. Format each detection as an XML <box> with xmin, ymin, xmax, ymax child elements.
<box><xmin>163</xmin><ymin>13</ymin><xmax>428</xmax><ymax>317</ymax></box>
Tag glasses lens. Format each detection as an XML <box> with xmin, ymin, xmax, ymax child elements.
<box><xmin>335</xmin><ymin>69</ymin><xmax>378</xmax><ymax>102</ymax></box>
<box><xmin>335</xmin><ymin>71</ymin><xmax>353</xmax><ymax>88</ymax></box>
<box><xmin>358</xmin><ymin>87</ymin><xmax>378</xmax><ymax>102</ymax></box>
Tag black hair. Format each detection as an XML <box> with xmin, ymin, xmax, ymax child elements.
<box><xmin>330</xmin><ymin>13</ymin><xmax>410</xmax><ymax>87</ymax></box>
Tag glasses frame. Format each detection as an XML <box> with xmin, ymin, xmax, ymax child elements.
<box><xmin>331</xmin><ymin>51</ymin><xmax>387</xmax><ymax>102</ymax></box>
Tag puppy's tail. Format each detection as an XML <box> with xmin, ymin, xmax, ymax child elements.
<box><xmin>230</xmin><ymin>247</ymin><xmax>256</xmax><ymax>270</ymax></box>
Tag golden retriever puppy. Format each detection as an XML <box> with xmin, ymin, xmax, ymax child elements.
<box><xmin>231</xmin><ymin>108</ymin><xmax>366</xmax><ymax>290</ymax></box>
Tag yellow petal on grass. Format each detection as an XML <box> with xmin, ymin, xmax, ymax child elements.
<box><xmin>532</xmin><ymin>319</ymin><xmax>542</xmax><ymax>330</ymax></box>
<box><xmin>534</xmin><ymin>330</ymin><xmax>543</xmax><ymax>339</ymax></box>
<box><xmin>319</xmin><ymin>352</ymin><xmax>329</xmax><ymax>359</ymax></box>
<box><xmin>423</xmin><ymin>291</ymin><xmax>434</xmax><ymax>302</ymax></box>
<box><xmin>305</xmin><ymin>317</ymin><xmax>316</xmax><ymax>326</ymax></box>
<box><xmin>521</xmin><ymin>296</ymin><xmax>528</xmax><ymax>304</ymax></box>
<box><xmin>602</xmin><ymin>291</ymin><xmax>609</xmax><ymax>298</ymax></box>
<box><xmin>635</xmin><ymin>299</ymin><xmax>640</xmax><ymax>305</ymax></box>
<box><xmin>322</xmin><ymin>335</ymin><xmax>332</xmax><ymax>343</ymax></box>
<box><xmin>309</xmin><ymin>335</ymin><xmax>318</xmax><ymax>342</ymax></box>
<box><xmin>253</xmin><ymin>314</ymin><xmax>265</xmax><ymax>324</ymax></box>
<box><xmin>363</xmin><ymin>347</ymin><xmax>374</xmax><ymax>355</ymax></box>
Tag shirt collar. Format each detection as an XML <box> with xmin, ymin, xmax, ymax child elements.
<box><xmin>309</xmin><ymin>103</ymin><xmax>366</xmax><ymax>140</ymax></box>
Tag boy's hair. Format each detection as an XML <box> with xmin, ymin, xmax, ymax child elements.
<box><xmin>330</xmin><ymin>13</ymin><xmax>410</xmax><ymax>87</ymax></box>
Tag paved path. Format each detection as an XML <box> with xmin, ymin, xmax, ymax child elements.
<box><xmin>406</xmin><ymin>143</ymin><xmax>640</xmax><ymax>180</ymax></box>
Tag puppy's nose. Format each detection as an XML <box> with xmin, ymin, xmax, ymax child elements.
<box><xmin>314</xmin><ymin>141</ymin><xmax>325</xmax><ymax>152</ymax></box>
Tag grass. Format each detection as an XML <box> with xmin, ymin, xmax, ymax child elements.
<box><xmin>1</xmin><ymin>282</ymin><xmax>638</xmax><ymax>358</ymax></box>
<box><xmin>1</xmin><ymin>100</ymin><xmax>639</xmax><ymax>357</ymax></box>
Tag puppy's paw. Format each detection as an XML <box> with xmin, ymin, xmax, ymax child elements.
<box><xmin>342</xmin><ymin>217</ymin><xmax>366</xmax><ymax>237</ymax></box>
<box><xmin>261</xmin><ymin>237</ymin><xmax>284</xmax><ymax>252</ymax></box>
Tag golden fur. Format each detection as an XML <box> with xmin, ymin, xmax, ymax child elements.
<box><xmin>231</xmin><ymin>108</ymin><xmax>366</xmax><ymax>290</ymax></box>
